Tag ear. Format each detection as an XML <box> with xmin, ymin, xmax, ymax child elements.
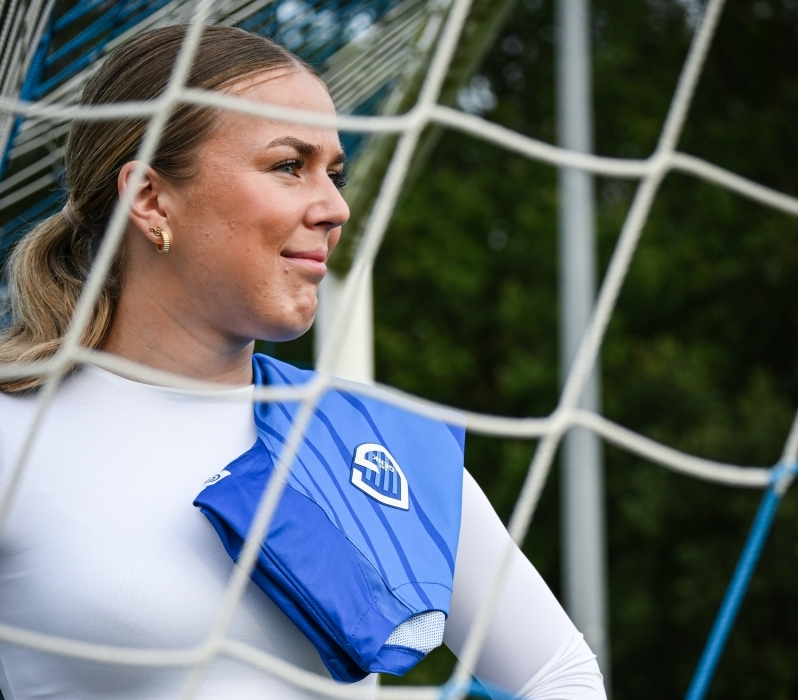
<box><xmin>118</xmin><ymin>161</ymin><xmax>171</xmax><ymax>248</ymax></box>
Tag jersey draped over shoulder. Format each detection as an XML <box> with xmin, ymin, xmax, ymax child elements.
<box><xmin>194</xmin><ymin>355</ymin><xmax>466</xmax><ymax>683</ymax></box>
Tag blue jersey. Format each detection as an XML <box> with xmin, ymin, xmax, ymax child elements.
<box><xmin>194</xmin><ymin>355</ymin><xmax>465</xmax><ymax>682</ymax></box>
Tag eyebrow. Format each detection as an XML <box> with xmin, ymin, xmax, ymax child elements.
<box><xmin>265</xmin><ymin>136</ymin><xmax>346</xmax><ymax>166</ymax></box>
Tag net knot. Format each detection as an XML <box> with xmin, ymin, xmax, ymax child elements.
<box><xmin>769</xmin><ymin>460</ymin><xmax>797</xmax><ymax>494</ymax></box>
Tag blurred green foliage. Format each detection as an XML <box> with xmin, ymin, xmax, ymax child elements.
<box><xmin>276</xmin><ymin>0</ymin><xmax>798</xmax><ymax>697</ymax></box>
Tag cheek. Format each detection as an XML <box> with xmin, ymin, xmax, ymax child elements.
<box><xmin>175</xmin><ymin>172</ymin><xmax>318</xmax><ymax>338</ymax></box>
<box><xmin>191</xmin><ymin>191</ymin><xmax>299</xmax><ymax>274</ymax></box>
<box><xmin>198</xmin><ymin>170</ymin><xmax>301</xmax><ymax>239</ymax></box>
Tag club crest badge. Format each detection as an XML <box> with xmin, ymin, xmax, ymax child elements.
<box><xmin>350</xmin><ymin>443</ymin><xmax>409</xmax><ymax>510</ymax></box>
<box><xmin>202</xmin><ymin>470</ymin><xmax>231</xmax><ymax>488</ymax></box>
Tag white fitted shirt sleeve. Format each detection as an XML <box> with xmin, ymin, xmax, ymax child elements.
<box><xmin>446</xmin><ymin>471</ymin><xmax>606</xmax><ymax>700</ymax></box>
<box><xmin>0</xmin><ymin>366</ymin><xmax>604</xmax><ymax>700</ymax></box>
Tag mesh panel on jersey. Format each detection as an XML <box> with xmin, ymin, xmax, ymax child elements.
<box><xmin>384</xmin><ymin>610</ymin><xmax>445</xmax><ymax>654</ymax></box>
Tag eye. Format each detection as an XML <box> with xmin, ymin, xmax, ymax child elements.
<box><xmin>329</xmin><ymin>170</ymin><xmax>349</xmax><ymax>189</ymax></box>
<box><xmin>272</xmin><ymin>158</ymin><xmax>305</xmax><ymax>176</ymax></box>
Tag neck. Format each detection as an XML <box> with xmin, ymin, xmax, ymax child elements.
<box><xmin>103</xmin><ymin>286</ymin><xmax>254</xmax><ymax>387</ymax></box>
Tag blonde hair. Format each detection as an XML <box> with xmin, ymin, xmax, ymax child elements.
<box><xmin>0</xmin><ymin>25</ymin><xmax>313</xmax><ymax>393</ymax></box>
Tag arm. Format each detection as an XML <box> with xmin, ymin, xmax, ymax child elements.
<box><xmin>443</xmin><ymin>471</ymin><xmax>606</xmax><ymax>700</ymax></box>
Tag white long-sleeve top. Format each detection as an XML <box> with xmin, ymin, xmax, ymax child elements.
<box><xmin>0</xmin><ymin>364</ymin><xmax>605</xmax><ymax>699</ymax></box>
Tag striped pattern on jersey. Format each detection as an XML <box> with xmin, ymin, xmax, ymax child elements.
<box><xmin>194</xmin><ymin>355</ymin><xmax>465</xmax><ymax>682</ymax></box>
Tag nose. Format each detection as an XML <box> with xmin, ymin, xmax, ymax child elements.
<box><xmin>308</xmin><ymin>174</ymin><xmax>350</xmax><ymax>233</ymax></box>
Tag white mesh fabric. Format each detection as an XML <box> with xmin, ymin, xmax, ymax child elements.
<box><xmin>384</xmin><ymin>611</ymin><xmax>446</xmax><ymax>654</ymax></box>
<box><xmin>1</xmin><ymin>0</ymin><xmax>797</xmax><ymax>697</ymax></box>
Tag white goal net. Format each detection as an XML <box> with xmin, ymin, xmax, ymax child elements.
<box><xmin>0</xmin><ymin>0</ymin><xmax>796</xmax><ymax>698</ymax></box>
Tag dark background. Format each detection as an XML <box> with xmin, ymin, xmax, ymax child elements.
<box><xmin>272</xmin><ymin>1</ymin><xmax>798</xmax><ymax>697</ymax></box>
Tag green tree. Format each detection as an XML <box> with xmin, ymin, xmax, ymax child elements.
<box><xmin>347</xmin><ymin>0</ymin><xmax>798</xmax><ymax>697</ymax></box>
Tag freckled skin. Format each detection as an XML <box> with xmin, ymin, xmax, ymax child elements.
<box><xmin>104</xmin><ymin>69</ymin><xmax>350</xmax><ymax>385</ymax></box>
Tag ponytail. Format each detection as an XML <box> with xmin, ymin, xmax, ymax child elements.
<box><xmin>0</xmin><ymin>210</ymin><xmax>120</xmax><ymax>393</ymax></box>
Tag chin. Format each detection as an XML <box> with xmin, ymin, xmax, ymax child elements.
<box><xmin>253</xmin><ymin>296</ymin><xmax>318</xmax><ymax>343</ymax></box>
<box><xmin>262</xmin><ymin>315</ymin><xmax>316</xmax><ymax>343</ymax></box>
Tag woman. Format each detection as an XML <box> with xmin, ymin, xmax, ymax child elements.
<box><xmin>0</xmin><ymin>26</ymin><xmax>605</xmax><ymax>699</ymax></box>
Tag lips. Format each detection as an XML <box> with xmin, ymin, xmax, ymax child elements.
<box><xmin>281</xmin><ymin>249</ymin><xmax>327</xmax><ymax>263</ymax></box>
<box><xmin>281</xmin><ymin>248</ymin><xmax>328</xmax><ymax>276</ymax></box>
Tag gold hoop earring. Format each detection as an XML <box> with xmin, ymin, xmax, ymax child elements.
<box><xmin>150</xmin><ymin>226</ymin><xmax>171</xmax><ymax>254</ymax></box>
